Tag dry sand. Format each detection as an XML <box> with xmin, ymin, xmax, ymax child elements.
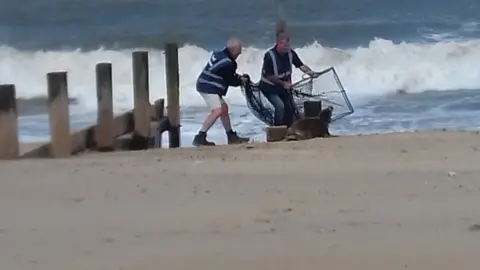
<box><xmin>1</xmin><ymin>130</ymin><xmax>480</xmax><ymax>270</ymax></box>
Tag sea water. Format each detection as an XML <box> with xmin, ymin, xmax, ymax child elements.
<box><xmin>2</xmin><ymin>0</ymin><xmax>480</xmax><ymax>147</ymax></box>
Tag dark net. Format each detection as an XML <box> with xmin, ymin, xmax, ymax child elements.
<box><xmin>241</xmin><ymin>67</ymin><xmax>354</xmax><ymax>126</ymax></box>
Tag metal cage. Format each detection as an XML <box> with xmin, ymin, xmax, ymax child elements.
<box><xmin>241</xmin><ymin>67</ymin><xmax>354</xmax><ymax>125</ymax></box>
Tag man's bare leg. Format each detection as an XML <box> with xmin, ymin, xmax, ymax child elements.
<box><xmin>220</xmin><ymin>103</ymin><xmax>233</xmax><ymax>132</ymax></box>
<box><xmin>200</xmin><ymin>107</ymin><xmax>223</xmax><ymax>133</ymax></box>
<box><xmin>220</xmin><ymin>103</ymin><xmax>250</xmax><ymax>144</ymax></box>
<box><xmin>193</xmin><ymin>93</ymin><xmax>226</xmax><ymax>146</ymax></box>
<box><xmin>192</xmin><ymin>106</ymin><xmax>222</xmax><ymax>146</ymax></box>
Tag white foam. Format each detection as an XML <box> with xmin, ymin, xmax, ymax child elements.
<box><xmin>2</xmin><ymin>38</ymin><xmax>480</xmax><ymax>113</ymax></box>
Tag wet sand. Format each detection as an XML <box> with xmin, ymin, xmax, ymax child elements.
<box><xmin>1</xmin><ymin>130</ymin><xmax>480</xmax><ymax>270</ymax></box>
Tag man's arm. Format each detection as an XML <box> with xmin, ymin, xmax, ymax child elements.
<box><xmin>292</xmin><ymin>50</ymin><xmax>313</xmax><ymax>74</ymax></box>
<box><xmin>216</xmin><ymin>63</ymin><xmax>242</xmax><ymax>87</ymax></box>
<box><xmin>263</xmin><ymin>53</ymin><xmax>287</xmax><ymax>86</ymax></box>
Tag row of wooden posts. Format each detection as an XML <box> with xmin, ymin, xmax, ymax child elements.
<box><xmin>0</xmin><ymin>43</ymin><xmax>181</xmax><ymax>160</ymax></box>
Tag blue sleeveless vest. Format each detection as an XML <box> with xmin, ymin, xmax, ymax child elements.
<box><xmin>259</xmin><ymin>47</ymin><xmax>293</xmax><ymax>92</ymax></box>
<box><xmin>196</xmin><ymin>49</ymin><xmax>233</xmax><ymax>96</ymax></box>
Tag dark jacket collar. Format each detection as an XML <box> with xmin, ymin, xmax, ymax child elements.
<box><xmin>223</xmin><ymin>47</ymin><xmax>235</xmax><ymax>61</ymax></box>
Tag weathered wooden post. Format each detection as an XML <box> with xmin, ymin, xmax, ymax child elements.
<box><xmin>153</xmin><ymin>98</ymin><xmax>165</xmax><ymax>148</ymax></box>
<box><xmin>154</xmin><ymin>99</ymin><xmax>165</xmax><ymax>121</ymax></box>
<box><xmin>266</xmin><ymin>125</ymin><xmax>288</xmax><ymax>142</ymax></box>
<box><xmin>130</xmin><ymin>51</ymin><xmax>151</xmax><ymax>150</ymax></box>
<box><xmin>165</xmin><ymin>43</ymin><xmax>180</xmax><ymax>148</ymax></box>
<box><xmin>275</xmin><ymin>0</ymin><xmax>287</xmax><ymax>35</ymax></box>
<box><xmin>303</xmin><ymin>100</ymin><xmax>322</xmax><ymax>117</ymax></box>
<box><xmin>47</xmin><ymin>71</ymin><xmax>71</xmax><ymax>158</ymax></box>
<box><xmin>95</xmin><ymin>62</ymin><xmax>114</xmax><ymax>151</ymax></box>
<box><xmin>0</xmin><ymin>84</ymin><xmax>19</xmax><ymax>159</ymax></box>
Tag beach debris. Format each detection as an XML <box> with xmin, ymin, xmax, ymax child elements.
<box><xmin>253</xmin><ymin>217</ymin><xmax>271</xmax><ymax>224</ymax></box>
<box><xmin>448</xmin><ymin>171</ymin><xmax>456</xmax><ymax>178</ymax></box>
<box><xmin>316</xmin><ymin>228</ymin><xmax>337</xmax><ymax>234</ymax></box>
<box><xmin>468</xmin><ymin>224</ymin><xmax>480</xmax><ymax>232</ymax></box>
<box><xmin>70</xmin><ymin>196</ymin><xmax>85</xmax><ymax>203</ymax></box>
<box><xmin>265</xmin><ymin>187</ymin><xmax>282</xmax><ymax>194</ymax></box>
<box><xmin>103</xmin><ymin>237</ymin><xmax>115</xmax><ymax>243</ymax></box>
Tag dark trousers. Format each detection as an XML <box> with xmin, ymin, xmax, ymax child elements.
<box><xmin>263</xmin><ymin>90</ymin><xmax>296</xmax><ymax>127</ymax></box>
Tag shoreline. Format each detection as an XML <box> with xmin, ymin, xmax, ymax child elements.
<box><xmin>16</xmin><ymin>128</ymin><xmax>480</xmax><ymax>155</ymax></box>
<box><xmin>2</xmin><ymin>130</ymin><xmax>480</xmax><ymax>270</ymax></box>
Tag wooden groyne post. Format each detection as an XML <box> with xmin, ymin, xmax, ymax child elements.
<box><xmin>275</xmin><ymin>0</ymin><xmax>287</xmax><ymax>35</ymax></box>
<box><xmin>47</xmin><ymin>72</ymin><xmax>71</xmax><ymax>158</ymax></box>
<box><xmin>165</xmin><ymin>43</ymin><xmax>180</xmax><ymax>148</ymax></box>
<box><xmin>0</xmin><ymin>84</ymin><xmax>19</xmax><ymax>159</ymax></box>
<box><xmin>2</xmin><ymin>47</ymin><xmax>179</xmax><ymax>160</ymax></box>
<box><xmin>303</xmin><ymin>100</ymin><xmax>322</xmax><ymax>117</ymax></box>
<box><xmin>153</xmin><ymin>98</ymin><xmax>166</xmax><ymax>147</ymax></box>
<box><xmin>95</xmin><ymin>62</ymin><xmax>114</xmax><ymax>151</ymax></box>
<box><xmin>131</xmin><ymin>51</ymin><xmax>151</xmax><ymax>150</ymax></box>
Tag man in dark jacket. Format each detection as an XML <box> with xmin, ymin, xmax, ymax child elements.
<box><xmin>193</xmin><ymin>37</ymin><xmax>250</xmax><ymax>146</ymax></box>
<box><xmin>259</xmin><ymin>32</ymin><xmax>315</xmax><ymax>127</ymax></box>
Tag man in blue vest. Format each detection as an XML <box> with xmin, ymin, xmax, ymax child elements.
<box><xmin>259</xmin><ymin>32</ymin><xmax>315</xmax><ymax>127</ymax></box>
<box><xmin>193</xmin><ymin>37</ymin><xmax>251</xmax><ymax>146</ymax></box>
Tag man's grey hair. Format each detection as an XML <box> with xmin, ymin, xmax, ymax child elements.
<box><xmin>226</xmin><ymin>37</ymin><xmax>243</xmax><ymax>49</ymax></box>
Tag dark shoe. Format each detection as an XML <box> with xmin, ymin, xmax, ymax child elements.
<box><xmin>227</xmin><ymin>131</ymin><xmax>250</xmax><ymax>144</ymax></box>
<box><xmin>192</xmin><ymin>132</ymin><xmax>216</xmax><ymax>147</ymax></box>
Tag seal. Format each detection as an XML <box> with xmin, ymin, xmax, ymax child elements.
<box><xmin>284</xmin><ymin>106</ymin><xmax>333</xmax><ymax>141</ymax></box>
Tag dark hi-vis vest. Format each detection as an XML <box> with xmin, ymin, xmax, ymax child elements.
<box><xmin>196</xmin><ymin>49</ymin><xmax>233</xmax><ymax>96</ymax></box>
<box><xmin>259</xmin><ymin>47</ymin><xmax>293</xmax><ymax>91</ymax></box>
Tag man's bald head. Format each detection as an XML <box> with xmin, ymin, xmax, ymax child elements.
<box><xmin>226</xmin><ymin>37</ymin><xmax>243</xmax><ymax>59</ymax></box>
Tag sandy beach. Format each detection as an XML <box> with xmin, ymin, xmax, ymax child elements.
<box><xmin>1</xmin><ymin>130</ymin><xmax>480</xmax><ymax>270</ymax></box>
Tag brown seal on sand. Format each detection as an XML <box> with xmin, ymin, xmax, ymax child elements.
<box><xmin>285</xmin><ymin>106</ymin><xmax>334</xmax><ymax>141</ymax></box>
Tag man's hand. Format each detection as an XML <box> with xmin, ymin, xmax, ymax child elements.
<box><xmin>283</xmin><ymin>81</ymin><xmax>292</xmax><ymax>90</ymax></box>
<box><xmin>240</xmin><ymin>73</ymin><xmax>250</xmax><ymax>85</ymax></box>
<box><xmin>303</xmin><ymin>70</ymin><xmax>319</xmax><ymax>78</ymax></box>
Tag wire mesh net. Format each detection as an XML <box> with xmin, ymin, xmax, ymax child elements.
<box><xmin>241</xmin><ymin>67</ymin><xmax>354</xmax><ymax>126</ymax></box>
